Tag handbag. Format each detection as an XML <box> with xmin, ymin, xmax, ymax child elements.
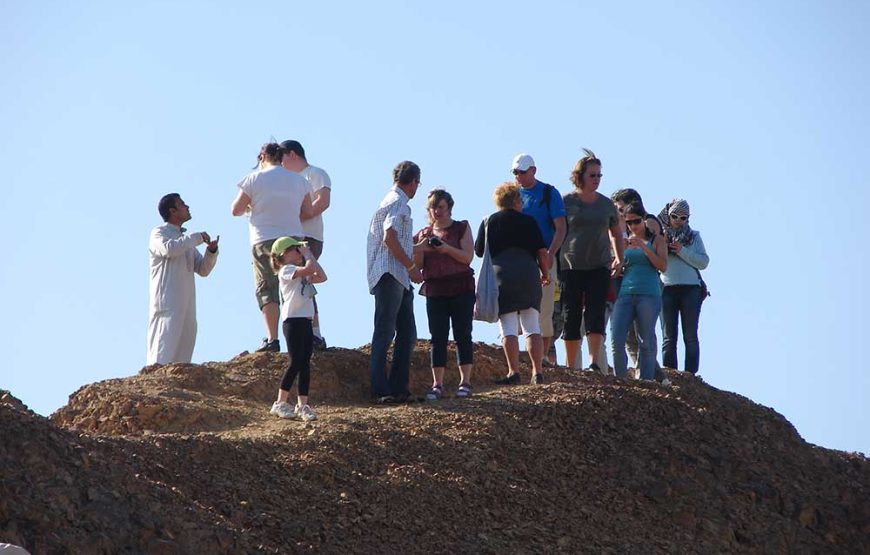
<box><xmin>695</xmin><ymin>268</ymin><xmax>710</xmax><ymax>302</ymax></box>
<box><xmin>473</xmin><ymin>218</ymin><xmax>499</xmax><ymax>323</ymax></box>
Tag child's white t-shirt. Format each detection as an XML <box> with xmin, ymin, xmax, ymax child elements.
<box><xmin>279</xmin><ymin>264</ymin><xmax>315</xmax><ymax>321</ymax></box>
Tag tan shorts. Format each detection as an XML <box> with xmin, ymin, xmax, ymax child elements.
<box><xmin>538</xmin><ymin>265</ymin><xmax>557</xmax><ymax>337</ymax></box>
<box><xmin>252</xmin><ymin>239</ymin><xmax>279</xmax><ymax>309</ymax></box>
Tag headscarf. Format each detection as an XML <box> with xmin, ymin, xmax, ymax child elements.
<box><xmin>659</xmin><ymin>198</ymin><xmax>694</xmax><ymax>246</ymax></box>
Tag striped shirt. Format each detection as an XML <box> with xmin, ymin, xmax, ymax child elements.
<box><xmin>367</xmin><ymin>186</ymin><xmax>413</xmax><ymax>293</ymax></box>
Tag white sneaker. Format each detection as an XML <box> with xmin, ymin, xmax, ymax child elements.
<box><xmin>270</xmin><ymin>401</ymin><xmax>298</xmax><ymax>419</ymax></box>
<box><xmin>297</xmin><ymin>404</ymin><xmax>318</xmax><ymax>422</ymax></box>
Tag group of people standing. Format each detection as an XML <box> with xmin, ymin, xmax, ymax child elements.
<box><xmin>148</xmin><ymin>140</ymin><xmax>332</xmax><ymax>420</ymax></box>
<box><xmin>367</xmin><ymin>151</ymin><xmax>709</xmax><ymax>404</ymax></box>
<box><xmin>146</xmin><ymin>143</ymin><xmax>709</xmax><ymax>420</ymax></box>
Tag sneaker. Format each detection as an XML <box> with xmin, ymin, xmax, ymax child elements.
<box><xmin>425</xmin><ymin>385</ymin><xmax>444</xmax><ymax>401</ymax></box>
<box><xmin>270</xmin><ymin>401</ymin><xmax>297</xmax><ymax>419</ymax></box>
<box><xmin>532</xmin><ymin>373</ymin><xmax>545</xmax><ymax>384</ymax></box>
<box><xmin>297</xmin><ymin>404</ymin><xmax>317</xmax><ymax>421</ymax></box>
<box><xmin>456</xmin><ymin>383</ymin><xmax>473</xmax><ymax>398</ymax></box>
<box><xmin>313</xmin><ymin>336</ymin><xmax>328</xmax><ymax>351</ymax></box>
<box><xmin>256</xmin><ymin>338</ymin><xmax>280</xmax><ymax>353</ymax></box>
<box><xmin>589</xmin><ymin>363</ymin><xmax>602</xmax><ymax>375</ymax></box>
<box><xmin>494</xmin><ymin>373</ymin><xmax>521</xmax><ymax>385</ymax></box>
<box><xmin>661</xmin><ymin>377</ymin><xmax>672</xmax><ymax>387</ymax></box>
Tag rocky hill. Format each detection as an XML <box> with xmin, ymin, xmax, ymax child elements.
<box><xmin>2</xmin><ymin>342</ymin><xmax>869</xmax><ymax>554</ymax></box>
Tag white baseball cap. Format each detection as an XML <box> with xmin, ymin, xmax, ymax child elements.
<box><xmin>511</xmin><ymin>153</ymin><xmax>535</xmax><ymax>172</ymax></box>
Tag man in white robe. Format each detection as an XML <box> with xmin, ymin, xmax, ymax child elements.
<box><xmin>147</xmin><ymin>193</ymin><xmax>219</xmax><ymax>365</ymax></box>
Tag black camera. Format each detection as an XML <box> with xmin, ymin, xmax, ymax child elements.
<box><xmin>427</xmin><ymin>236</ymin><xmax>443</xmax><ymax>248</ymax></box>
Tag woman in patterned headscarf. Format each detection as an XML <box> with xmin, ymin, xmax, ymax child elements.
<box><xmin>658</xmin><ymin>199</ymin><xmax>710</xmax><ymax>375</ymax></box>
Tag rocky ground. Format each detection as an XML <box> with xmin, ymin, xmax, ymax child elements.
<box><xmin>2</xmin><ymin>342</ymin><xmax>869</xmax><ymax>554</ymax></box>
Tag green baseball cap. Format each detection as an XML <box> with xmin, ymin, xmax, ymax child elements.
<box><xmin>270</xmin><ymin>236</ymin><xmax>307</xmax><ymax>256</ymax></box>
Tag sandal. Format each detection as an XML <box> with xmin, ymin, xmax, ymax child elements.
<box><xmin>456</xmin><ymin>383</ymin><xmax>473</xmax><ymax>398</ymax></box>
<box><xmin>425</xmin><ymin>385</ymin><xmax>443</xmax><ymax>401</ymax></box>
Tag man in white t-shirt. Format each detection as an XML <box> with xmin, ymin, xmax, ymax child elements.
<box><xmin>280</xmin><ymin>140</ymin><xmax>332</xmax><ymax>349</ymax></box>
<box><xmin>231</xmin><ymin>144</ymin><xmax>313</xmax><ymax>353</ymax></box>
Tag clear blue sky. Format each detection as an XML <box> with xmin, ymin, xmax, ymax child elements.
<box><xmin>2</xmin><ymin>1</ymin><xmax>867</xmax><ymax>455</ymax></box>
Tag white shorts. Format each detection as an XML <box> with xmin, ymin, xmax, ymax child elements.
<box><xmin>499</xmin><ymin>308</ymin><xmax>542</xmax><ymax>338</ymax></box>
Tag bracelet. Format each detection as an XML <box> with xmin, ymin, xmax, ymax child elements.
<box><xmin>407</xmin><ymin>263</ymin><xmax>416</xmax><ymax>271</ymax></box>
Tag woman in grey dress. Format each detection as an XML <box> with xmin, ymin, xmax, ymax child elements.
<box><xmin>475</xmin><ymin>182</ymin><xmax>550</xmax><ymax>385</ymax></box>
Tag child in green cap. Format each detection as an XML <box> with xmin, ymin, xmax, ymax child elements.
<box><xmin>267</xmin><ymin>237</ymin><xmax>328</xmax><ymax>421</ymax></box>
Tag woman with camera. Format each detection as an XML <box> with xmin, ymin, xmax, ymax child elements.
<box><xmin>413</xmin><ymin>189</ymin><xmax>476</xmax><ymax>399</ymax></box>
<box><xmin>610</xmin><ymin>202</ymin><xmax>668</xmax><ymax>380</ymax></box>
<box><xmin>658</xmin><ymin>198</ymin><xmax>709</xmax><ymax>375</ymax></box>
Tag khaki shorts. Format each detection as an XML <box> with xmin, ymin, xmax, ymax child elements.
<box><xmin>252</xmin><ymin>239</ymin><xmax>280</xmax><ymax>309</ymax></box>
<box><xmin>538</xmin><ymin>265</ymin><xmax>557</xmax><ymax>337</ymax></box>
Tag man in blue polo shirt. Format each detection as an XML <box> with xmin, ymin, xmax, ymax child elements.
<box><xmin>512</xmin><ymin>153</ymin><xmax>566</xmax><ymax>365</ymax></box>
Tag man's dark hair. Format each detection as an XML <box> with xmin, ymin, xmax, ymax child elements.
<box><xmin>279</xmin><ymin>140</ymin><xmax>306</xmax><ymax>160</ymax></box>
<box><xmin>393</xmin><ymin>161</ymin><xmax>421</xmax><ymax>186</ymax></box>
<box><xmin>158</xmin><ymin>193</ymin><xmax>181</xmax><ymax>222</ymax></box>
<box><xmin>611</xmin><ymin>188</ymin><xmax>643</xmax><ymax>205</ymax></box>
<box><xmin>611</xmin><ymin>188</ymin><xmax>650</xmax><ymax>216</ymax></box>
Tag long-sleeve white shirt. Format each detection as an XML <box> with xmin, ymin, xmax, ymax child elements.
<box><xmin>147</xmin><ymin>223</ymin><xmax>217</xmax><ymax>364</ymax></box>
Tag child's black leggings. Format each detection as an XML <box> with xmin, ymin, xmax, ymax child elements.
<box><xmin>281</xmin><ymin>317</ymin><xmax>313</xmax><ymax>395</ymax></box>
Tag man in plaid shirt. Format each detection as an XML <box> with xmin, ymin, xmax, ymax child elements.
<box><xmin>366</xmin><ymin>161</ymin><xmax>424</xmax><ymax>402</ymax></box>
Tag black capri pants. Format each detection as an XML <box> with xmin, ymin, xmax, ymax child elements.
<box><xmin>561</xmin><ymin>267</ymin><xmax>610</xmax><ymax>340</ymax></box>
<box><xmin>426</xmin><ymin>290</ymin><xmax>475</xmax><ymax>368</ymax></box>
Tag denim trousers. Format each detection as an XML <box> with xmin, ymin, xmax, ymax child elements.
<box><xmin>370</xmin><ymin>274</ymin><xmax>417</xmax><ymax>397</ymax></box>
<box><xmin>426</xmin><ymin>290</ymin><xmax>475</xmax><ymax>368</ymax></box>
<box><xmin>661</xmin><ymin>284</ymin><xmax>703</xmax><ymax>374</ymax></box>
<box><xmin>611</xmin><ymin>293</ymin><xmax>662</xmax><ymax>380</ymax></box>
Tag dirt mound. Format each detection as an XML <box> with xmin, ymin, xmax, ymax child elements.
<box><xmin>3</xmin><ymin>344</ymin><xmax>870</xmax><ymax>553</ymax></box>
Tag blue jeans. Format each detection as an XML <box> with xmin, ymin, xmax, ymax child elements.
<box><xmin>661</xmin><ymin>285</ymin><xmax>703</xmax><ymax>374</ymax></box>
<box><xmin>370</xmin><ymin>274</ymin><xmax>417</xmax><ymax>397</ymax></box>
<box><xmin>611</xmin><ymin>294</ymin><xmax>662</xmax><ymax>380</ymax></box>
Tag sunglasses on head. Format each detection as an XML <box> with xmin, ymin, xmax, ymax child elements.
<box><xmin>625</xmin><ymin>218</ymin><xmax>643</xmax><ymax>226</ymax></box>
<box><xmin>670</xmin><ymin>214</ymin><xmax>688</xmax><ymax>221</ymax></box>
<box><xmin>512</xmin><ymin>169</ymin><xmax>529</xmax><ymax>176</ymax></box>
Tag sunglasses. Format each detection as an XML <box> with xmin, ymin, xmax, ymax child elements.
<box><xmin>512</xmin><ymin>169</ymin><xmax>529</xmax><ymax>176</ymax></box>
<box><xmin>587</xmin><ymin>173</ymin><xmax>604</xmax><ymax>178</ymax></box>
<box><xmin>625</xmin><ymin>218</ymin><xmax>643</xmax><ymax>226</ymax></box>
<box><xmin>670</xmin><ymin>214</ymin><xmax>688</xmax><ymax>221</ymax></box>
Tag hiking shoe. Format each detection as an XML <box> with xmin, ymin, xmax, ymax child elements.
<box><xmin>256</xmin><ymin>338</ymin><xmax>280</xmax><ymax>352</ymax></box>
<box><xmin>297</xmin><ymin>404</ymin><xmax>317</xmax><ymax>421</ymax></box>
<box><xmin>425</xmin><ymin>385</ymin><xmax>444</xmax><ymax>401</ymax></box>
<box><xmin>532</xmin><ymin>373</ymin><xmax>545</xmax><ymax>385</ymax></box>
<box><xmin>313</xmin><ymin>336</ymin><xmax>328</xmax><ymax>351</ymax></box>
<box><xmin>270</xmin><ymin>401</ymin><xmax>297</xmax><ymax>419</ymax></box>
<box><xmin>456</xmin><ymin>383</ymin><xmax>473</xmax><ymax>398</ymax></box>
<box><xmin>494</xmin><ymin>373</ymin><xmax>521</xmax><ymax>385</ymax></box>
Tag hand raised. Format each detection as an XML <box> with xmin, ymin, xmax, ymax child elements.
<box><xmin>207</xmin><ymin>234</ymin><xmax>220</xmax><ymax>253</ymax></box>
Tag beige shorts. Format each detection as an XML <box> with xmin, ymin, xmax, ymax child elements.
<box><xmin>538</xmin><ymin>265</ymin><xmax>556</xmax><ymax>337</ymax></box>
<box><xmin>252</xmin><ymin>239</ymin><xmax>279</xmax><ymax>309</ymax></box>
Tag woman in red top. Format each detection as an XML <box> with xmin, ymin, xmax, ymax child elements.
<box><xmin>413</xmin><ymin>189</ymin><xmax>476</xmax><ymax>399</ymax></box>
